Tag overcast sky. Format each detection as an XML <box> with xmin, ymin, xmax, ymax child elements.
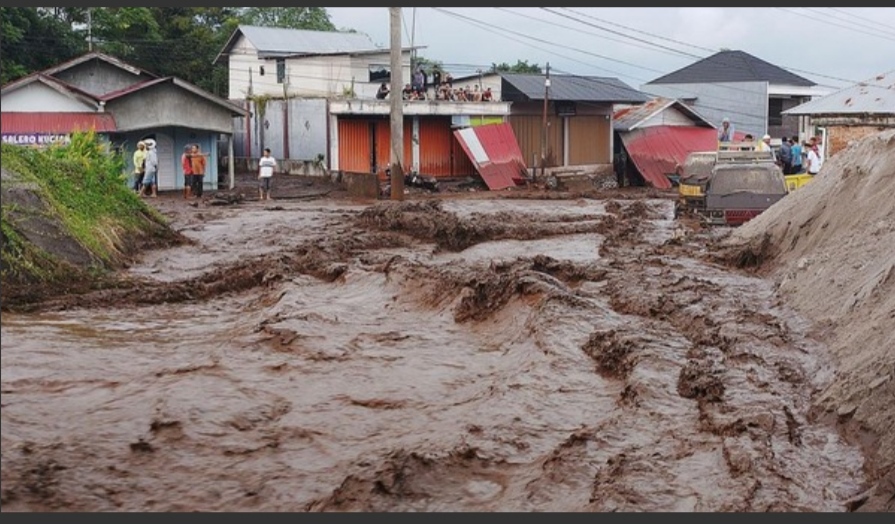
<box><xmin>326</xmin><ymin>7</ymin><xmax>895</xmax><ymax>91</ymax></box>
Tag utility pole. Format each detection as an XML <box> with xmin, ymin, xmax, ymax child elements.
<box><xmin>389</xmin><ymin>7</ymin><xmax>405</xmax><ymax>200</ymax></box>
<box><xmin>540</xmin><ymin>62</ymin><xmax>551</xmax><ymax>181</ymax></box>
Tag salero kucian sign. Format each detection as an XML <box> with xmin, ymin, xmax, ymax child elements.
<box><xmin>2</xmin><ymin>133</ymin><xmax>72</xmax><ymax>146</ymax></box>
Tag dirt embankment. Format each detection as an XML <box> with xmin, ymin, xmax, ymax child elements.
<box><xmin>721</xmin><ymin>129</ymin><xmax>895</xmax><ymax>512</ymax></box>
<box><xmin>0</xmin><ymin>167</ymin><xmax>187</xmax><ymax>310</ymax></box>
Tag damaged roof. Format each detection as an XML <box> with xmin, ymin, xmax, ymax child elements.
<box><xmin>783</xmin><ymin>70</ymin><xmax>895</xmax><ymax>115</ymax></box>
<box><xmin>613</xmin><ymin>97</ymin><xmax>715</xmax><ymax>132</ymax></box>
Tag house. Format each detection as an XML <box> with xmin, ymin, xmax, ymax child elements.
<box><xmin>499</xmin><ymin>73</ymin><xmax>649</xmax><ymax>172</ymax></box>
<box><xmin>612</xmin><ymin>97</ymin><xmax>720</xmax><ymax>189</ymax></box>
<box><xmin>214</xmin><ymin>25</ymin><xmax>422</xmax><ymax>101</ymax></box>
<box><xmin>641</xmin><ymin>50</ymin><xmax>829</xmax><ymax>141</ymax></box>
<box><xmin>1</xmin><ymin>52</ymin><xmax>248</xmax><ymax>191</ymax></box>
<box><xmin>782</xmin><ymin>70</ymin><xmax>895</xmax><ymax>158</ymax></box>
<box><xmin>215</xmin><ymin>25</ymin><xmax>426</xmax><ymax>168</ymax></box>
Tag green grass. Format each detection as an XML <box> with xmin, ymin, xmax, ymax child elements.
<box><xmin>1</xmin><ymin>130</ymin><xmax>171</xmax><ymax>287</ymax></box>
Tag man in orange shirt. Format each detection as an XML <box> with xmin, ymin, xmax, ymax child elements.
<box><xmin>189</xmin><ymin>144</ymin><xmax>208</xmax><ymax>198</ymax></box>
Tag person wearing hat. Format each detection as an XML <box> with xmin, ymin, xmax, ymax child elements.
<box><xmin>142</xmin><ymin>139</ymin><xmax>159</xmax><ymax>198</ymax></box>
<box><xmin>132</xmin><ymin>141</ymin><xmax>147</xmax><ymax>194</ymax></box>
<box><xmin>756</xmin><ymin>134</ymin><xmax>773</xmax><ymax>153</ymax></box>
<box><xmin>717</xmin><ymin>117</ymin><xmax>735</xmax><ymax>143</ymax></box>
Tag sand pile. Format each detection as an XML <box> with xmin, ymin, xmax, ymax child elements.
<box><xmin>723</xmin><ymin>129</ymin><xmax>895</xmax><ymax>511</ymax></box>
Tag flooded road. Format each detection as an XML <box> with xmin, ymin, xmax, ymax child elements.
<box><xmin>0</xmin><ymin>195</ymin><xmax>867</xmax><ymax>511</ymax></box>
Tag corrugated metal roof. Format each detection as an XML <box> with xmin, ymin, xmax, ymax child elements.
<box><xmin>239</xmin><ymin>25</ymin><xmax>380</xmax><ymax>56</ymax></box>
<box><xmin>782</xmin><ymin>70</ymin><xmax>895</xmax><ymax>116</ymax></box>
<box><xmin>619</xmin><ymin>125</ymin><xmax>721</xmax><ymax>189</ymax></box>
<box><xmin>1</xmin><ymin>112</ymin><xmax>117</xmax><ymax>134</ymax></box>
<box><xmin>613</xmin><ymin>96</ymin><xmax>715</xmax><ymax>132</ymax></box>
<box><xmin>453</xmin><ymin>123</ymin><xmax>527</xmax><ymax>190</ymax></box>
<box><xmin>500</xmin><ymin>73</ymin><xmax>648</xmax><ymax>104</ymax></box>
<box><xmin>646</xmin><ymin>50</ymin><xmax>815</xmax><ymax>87</ymax></box>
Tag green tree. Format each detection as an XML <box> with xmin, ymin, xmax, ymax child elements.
<box><xmin>1</xmin><ymin>7</ymin><xmax>84</xmax><ymax>84</ymax></box>
<box><xmin>236</xmin><ymin>7</ymin><xmax>335</xmax><ymax>30</ymax></box>
<box><xmin>489</xmin><ymin>59</ymin><xmax>542</xmax><ymax>74</ymax></box>
<box><xmin>412</xmin><ymin>56</ymin><xmax>444</xmax><ymax>72</ymax></box>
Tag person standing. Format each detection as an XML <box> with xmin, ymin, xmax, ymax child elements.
<box><xmin>778</xmin><ymin>136</ymin><xmax>793</xmax><ymax>174</ymax></box>
<box><xmin>142</xmin><ymin>139</ymin><xmax>159</xmax><ymax>198</ymax></box>
<box><xmin>805</xmin><ymin>137</ymin><xmax>823</xmax><ymax>176</ymax></box>
<box><xmin>181</xmin><ymin>144</ymin><xmax>193</xmax><ymax>199</ymax></box>
<box><xmin>258</xmin><ymin>147</ymin><xmax>276</xmax><ymax>201</ymax></box>
<box><xmin>132</xmin><ymin>141</ymin><xmax>146</xmax><ymax>194</ymax></box>
<box><xmin>790</xmin><ymin>136</ymin><xmax>803</xmax><ymax>174</ymax></box>
<box><xmin>717</xmin><ymin>117</ymin><xmax>735</xmax><ymax>143</ymax></box>
<box><xmin>189</xmin><ymin>144</ymin><xmax>208</xmax><ymax>199</ymax></box>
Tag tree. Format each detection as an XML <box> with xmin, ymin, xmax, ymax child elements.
<box><xmin>489</xmin><ymin>59</ymin><xmax>542</xmax><ymax>74</ymax></box>
<box><xmin>1</xmin><ymin>7</ymin><xmax>84</xmax><ymax>84</ymax></box>
<box><xmin>412</xmin><ymin>56</ymin><xmax>444</xmax><ymax>72</ymax></box>
<box><xmin>236</xmin><ymin>7</ymin><xmax>335</xmax><ymax>31</ymax></box>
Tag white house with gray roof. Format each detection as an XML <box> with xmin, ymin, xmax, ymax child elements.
<box><xmin>641</xmin><ymin>50</ymin><xmax>830</xmax><ymax>140</ymax></box>
<box><xmin>214</xmin><ymin>25</ymin><xmax>421</xmax><ymax>100</ymax></box>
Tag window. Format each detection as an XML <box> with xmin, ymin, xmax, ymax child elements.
<box><xmin>768</xmin><ymin>98</ymin><xmax>784</xmax><ymax>127</ymax></box>
<box><xmin>369</xmin><ymin>64</ymin><xmax>390</xmax><ymax>83</ymax></box>
<box><xmin>276</xmin><ymin>58</ymin><xmax>286</xmax><ymax>84</ymax></box>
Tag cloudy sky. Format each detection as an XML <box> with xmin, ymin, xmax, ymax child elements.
<box><xmin>326</xmin><ymin>7</ymin><xmax>895</xmax><ymax>91</ymax></box>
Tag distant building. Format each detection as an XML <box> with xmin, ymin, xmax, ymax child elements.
<box><xmin>783</xmin><ymin>70</ymin><xmax>895</xmax><ymax>157</ymax></box>
<box><xmin>1</xmin><ymin>52</ymin><xmax>248</xmax><ymax>191</ymax></box>
<box><xmin>641</xmin><ymin>50</ymin><xmax>829</xmax><ymax>140</ymax></box>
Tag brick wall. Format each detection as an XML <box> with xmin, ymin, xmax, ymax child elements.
<box><xmin>828</xmin><ymin>125</ymin><xmax>890</xmax><ymax>157</ymax></box>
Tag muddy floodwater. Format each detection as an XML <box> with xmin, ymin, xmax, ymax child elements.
<box><xmin>0</xmin><ymin>195</ymin><xmax>867</xmax><ymax>511</ymax></box>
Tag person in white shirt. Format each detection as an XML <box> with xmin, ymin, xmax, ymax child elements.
<box><xmin>258</xmin><ymin>147</ymin><xmax>277</xmax><ymax>201</ymax></box>
<box><xmin>805</xmin><ymin>137</ymin><xmax>823</xmax><ymax>175</ymax></box>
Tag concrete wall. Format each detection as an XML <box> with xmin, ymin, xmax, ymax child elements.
<box><xmin>53</xmin><ymin>60</ymin><xmax>147</xmax><ymax>98</ymax></box>
<box><xmin>231</xmin><ymin>97</ymin><xmax>329</xmax><ymax>164</ymax></box>
<box><xmin>1</xmin><ymin>83</ymin><xmax>94</xmax><ymax>112</ymax></box>
<box><xmin>106</xmin><ymin>83</ymin><xmax>234</xmax><ymax>134</ymax></box>
<box><xmin>641</xmin><ymin>81</ymin><xmax>768</xmax><ymax>138</ymax></box>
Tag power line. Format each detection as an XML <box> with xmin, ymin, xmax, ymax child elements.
<box><xmin>776</xmin><ymin>7</ymin><xmax>895</xmax><ymax>43</ymax></box>
<box><xmin>554</xmin><ymin>7</ymin><xmax>884</xmax><ymax>89</ymax></box>
<box><xmin>828</xmin><ymin>7</ymin><xmax>895</xmax><ymax>33</ymax></box>
<box><xmin>802</xmin><ymin>7</ymin><xmax>895</xmax><ymax>39</ymax></box>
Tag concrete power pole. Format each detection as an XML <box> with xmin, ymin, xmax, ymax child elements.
<box><xmin>389</xmin><ymin>7</ymin><xmax>405</xmax><ymax>200</ymax></box>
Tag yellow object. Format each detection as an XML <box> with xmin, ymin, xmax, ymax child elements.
<box><xmin>679</xmin><ymin>183</ymin><xmax>704</xmax><ymax>197</ymax></box>
<box><xmin>785</xmin><ymin>174</ymin><xmax>814</xmax><ymax>192</ymax></box>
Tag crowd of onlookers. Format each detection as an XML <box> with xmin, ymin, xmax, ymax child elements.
<box><xmin>375</xmin><ymin>66</ymin><xmax>497</xmax><ymax>102</ymax></box>
<box><xmin>717</xmin><ymin>118</ymin><xmax>824</xmax><ymax>176</ymax></box>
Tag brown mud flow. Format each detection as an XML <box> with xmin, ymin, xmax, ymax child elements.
<box><xmin>0</xmin><ymin>196</ymin><xmax>868</xmax><ymax>511</ymax></box>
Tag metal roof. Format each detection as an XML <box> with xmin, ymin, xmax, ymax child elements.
<box><xmin>453</xmin><ymin>123</ymin><xmax>527</xmax><ymax>191</ymax></box>
<box><xmin>646</xmin><ymin>50</ymin><xmax>815</xmax><ymax>87</ymax></box>
<box><xmin>1</xmin><ymin>112</ymin><xmax>117</xmax><ymax>134</ymax></box>
<box><xmin>618</xmin><ymin>125</ymin><xmax>722</xmax><ymax>189</ymax></box>
<box><xmin>500</xmin><ymin>73</ymin><xmax>649</xmax><ymax>104</ymax></box>
<box><xmin>782</xmin><ymin>70</ymin><xmax>895</xmax><ymax>116</ymax></box>
<box><xmin>612</xmin><ymin>97</ymin><xmax>715</xmax><ymax>132</ymax></box>
<box><xmin>215</xmin><ymin>25</ymin><xmax>384</xmax><ymax>64</ymax></box>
